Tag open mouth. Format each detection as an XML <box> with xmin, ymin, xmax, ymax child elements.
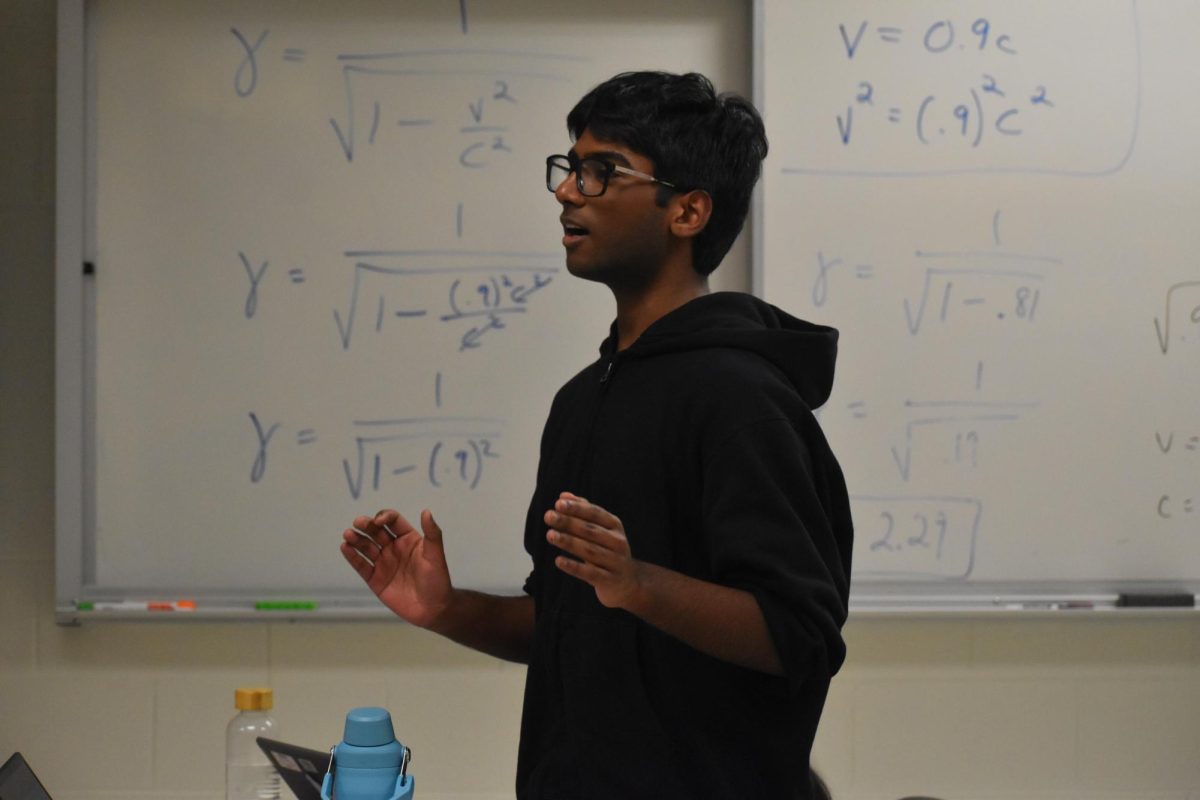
<box><xmin>561</xmin><ymin>221</ymin><xmax>589</xmax><ymax>246</ymax></box>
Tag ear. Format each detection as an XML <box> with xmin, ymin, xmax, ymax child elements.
<box><xmin>667</xmin><ymin>189</ymin><xmax>713</xmax><ymax>240</ymax></box>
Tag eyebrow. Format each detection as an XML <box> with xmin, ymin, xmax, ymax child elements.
<box><xmin>566</xmin><ymin>147</ymin><xmax>634</xmax><ymax>168</ymax></box>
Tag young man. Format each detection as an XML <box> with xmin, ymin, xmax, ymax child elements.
<box><xmin>341</xmin><ymin>71</ymin><xmax>853</xmax><ymax>799</ymax></box>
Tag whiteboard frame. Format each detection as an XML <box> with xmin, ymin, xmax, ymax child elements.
<box><xmin>750</xmin><ymin>0</ymin><xmax>766</xmax><ymax>297</ymax></box>
<box><xmin>56</xmin><ymin>0</ymin><xmax>88</xmax><ymax>624</ymax></box>
<box><xmin>57</xmin><ymin>0</ymin><xmax>1197</xmax><ymax>621</ymax></box>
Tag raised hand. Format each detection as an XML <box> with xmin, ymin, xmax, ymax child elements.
<box><xmin>544</xmin><ymin>491</ymin><xmax>646</xmax><ymax>611</ymax></box>
<box><xmin>341</xmin><ymin>508</ymin><xmax>453</xmax><ymax>629</ymax></box>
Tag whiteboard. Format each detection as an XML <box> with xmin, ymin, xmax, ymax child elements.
<box><xmin>759</xmin><ymin>0</ymin><xmax>1200</xmax><ymax>608</ymax></box>
<box><xmin>58</xmin><ymin>0</ymin><xmax>1200</xmax><ymax>619</ymax></box>
<box><xmin>55</xmin><ymin>0</ymin><xmax>751</xmax><ymax>618</ymax></box>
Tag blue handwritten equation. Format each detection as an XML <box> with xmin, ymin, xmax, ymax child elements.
<box><xmin>1150</xmin><ymin>281</ymin><xmax>1199</xmax><ymax>523</ymax></box>
<box><xmin>822</xmin><ymin>358</ymin><xmax>1042</xmax><ymax>487</ymax></box>
<box><xmin>836</xmin><ymin>17</ymin><xmax>1053</xmax><ymax>150</ymax></box>
<box><xmin>813</xmin><ymin>211</ymin><xmax>1048</xmax><ymax>485</ymax></box>
<box><xmin>813</xmin><ymin>213</ymin><xmax>1063</xmax><ymax>335</ymax></box>
<box><xmin>1156</xmin><ymin>492</ymin><xmax>1197</xmax><ymax>521</ymax></box>
<box><xmin>1156</xmin><ymin>429</ymin><xmax>1200</xmax><ymax>458</ymax></box>
<box><xmin>1154</xmin><ymin>428</ymin><xmax>1200</xmax><ymax>522</ymax></box>
<box><xmin>229</xmin><ymin>28</ymin><xmax>586</xmax><ymax>167</ymax></box>
<box><xmin>342</xmin><ymin>417</ymin><xmax>502</xmax><ymax>498</ymax></box>
<box><xmin>901</xmin><ymin>252</ymin><xmax>1057</xmax><ymax>335</ymax></box>
<box><xmin>853</xmin><ymin>495</ymin><xmax>982</xmax><ymax>579</ymax></box>
<box><xmin>778</xmin><ymin>2</ymin><xmax>1141</xmax><ymax>176</ymax></box>
<box><xmin>888</xmin><ymin>397</ymin><xmax>1038</xmax><ymax>482</ymax></box>
<box><xmin>814</xmin><ymin>249</ymin><xmax>1054</xmax><ymax>334</ymax></box>
<box><xmin>333</xmin><ymin>250</ymin><xmax>559</xmax><ymax>351</ymax></box>
<box><xmin>249</xmin><ymin>411</ymin><xmax>503</xmax><ymax>499</ymax></box>
<box><xmin>237</xmin><ymin>248</ymin><xmax>559</xmax><ymax>351</ymax></box>
<box><xmin>1153</xmin><ymin>281</ymin><xmax>1200</xmax><ymax>355</ymax></box>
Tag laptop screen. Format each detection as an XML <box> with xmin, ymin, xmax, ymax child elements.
<box><xmin>257</xmin><ymin>737</ymin><xmax>331</xmax><ymax>800</ymax></box>
<box><xmin>0</xmin><ymin>753</ymin><xmax>53</xmax><ymax>800</ymax></box>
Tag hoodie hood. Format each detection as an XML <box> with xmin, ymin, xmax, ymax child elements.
<box><xmin>601</xmin><ymin>292</ymin><xmax>839</xmax><ymax>409</ymax></box>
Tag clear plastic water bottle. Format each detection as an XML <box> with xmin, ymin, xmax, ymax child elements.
<box><xmin>226</xmin><ymin>687</ymin><xmax>281</xmax><ymax>800</ymax></box>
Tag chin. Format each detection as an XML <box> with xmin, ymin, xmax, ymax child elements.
<box><xmin>564</xmin><ymin>257</ymin><xmax>610</xmax><ymax>284</ymax></box>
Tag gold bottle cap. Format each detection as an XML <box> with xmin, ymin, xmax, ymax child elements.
<box><xmin>234</xmin><ymin>687</ymin><xmax>274</xmax><ymax>711</ymax></box>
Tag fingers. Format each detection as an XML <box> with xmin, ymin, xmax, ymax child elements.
<box><xmin>344</xmin><ymin>522</ymin><xmax>386</xmax><ymax>563</ymax></box>
<box><xmin>557</xmin><ymin>492</ymin><xmax>611</xmax><ymax>525</ymax></box>
<box><xmin>546</xmin><ymin>494</ymin><xmax>643</xmax><ymax>610</ymax></box>
<box><xmin>342</xmin><ymin>525</ymin><xmax>383</xmax><ymax>568</ymax></box>
<box><xmin>341</xmin><ymin>507</ymin><xmax>441</xmax><ymax>558</ymax></box>
<box><xmin>340</xmin><ymin>508</ymin><xmax>416</xmax><ymax>568</ymax></box>
<box><xmin>340</xmin><ymin>541</ymin><xmax>376</xmax><ymax>580</ymax></box>
<box><xmin>544</xmin><ymin>497</ymin><xmax>627</xmax><ymax>571</ymax></box>
<box><xmin>546</xmin><ymin>496</ymin><xmax>624</xmax><ymax>542</ymax></box>
<box><xmin>547</xmin><ymin>528</ymin><xmax>619</xmax><ymax>572</ymax></box>
<box><xmin>553</xmin><ymin>551</ymin><xmax>606</xmax><ymax>582</ymax></box>
<box><xmin>366</xmin><ymin>509</ymin><xmax>406</xmax><ymax>542</ymax></box>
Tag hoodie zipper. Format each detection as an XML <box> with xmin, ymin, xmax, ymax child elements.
<box><xmin>571</xmin><ymin>355</ymin><xmax>618</xmax><ymax>499</ymax></box>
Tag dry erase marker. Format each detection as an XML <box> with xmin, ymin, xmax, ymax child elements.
<box><xmin>255</xmin><ymin>600</ymin><xmax>318</xmax><ymax>611</ymax></box>
<box><xmin>998</xmin><ymin>600</ymin><xmax>1095</xmax><ymax>611</ymax></box>
<box><xmin>78</xmin><ymin>600</ymin><xmax>196</xmax><ymax>611</ymax></box>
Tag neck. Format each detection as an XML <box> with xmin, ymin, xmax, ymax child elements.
<box><xmin>612</xmin><ymin>271</ymin><xmax>710</xmax><ymax>351</ymax></box>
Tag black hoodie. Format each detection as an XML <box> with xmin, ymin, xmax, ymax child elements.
<box><xmin>517</xmin><ymin>292</ymin><xmax>853</xmax><ymax>800</ymax></box>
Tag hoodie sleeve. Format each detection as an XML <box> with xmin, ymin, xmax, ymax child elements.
<box><xmin>701</xmin><ymin>411</ymin><xmax>852</xmax><ymax>694</ymax></box>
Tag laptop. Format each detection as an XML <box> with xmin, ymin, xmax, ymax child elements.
<box><xmin>257</xmin><ymin>737</ymin><xmax>331</xmax><ymax>800</ymax></box>
<box><xmin>1</xmin><ymin>745</ymin><xmax>330</xmax><ymax>800</ymax></box>
<box><xmin>0</xmin><ymin>753</ymin><xmax>53</xmax><ymax>800</ymax></box>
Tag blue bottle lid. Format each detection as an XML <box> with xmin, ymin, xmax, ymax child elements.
<box><xmin>343</xmin><ymin>707</ymin><xmax>396</xmax><ymax>747</ymax></box>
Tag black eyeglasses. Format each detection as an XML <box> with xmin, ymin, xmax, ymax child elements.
<box><xmin>545</xmin><ymin>153</ymin><xmax>677</xmax><ymax>197</ymax></box>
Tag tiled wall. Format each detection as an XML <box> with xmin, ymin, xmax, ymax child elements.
<box><xmin>817</xmin><ymin>618</ymin><xmax>1200</xmax><ymax>799</ymax></box>
<box><xmin>3</xmin><ymin>3</ymin><xmax>1199</xmax><ymax>798</ymax></box>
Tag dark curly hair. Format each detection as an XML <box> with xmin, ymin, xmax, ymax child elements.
<box><xmin>566</xmin><ymin>71</ymin><xmax>768</xmax><ymax>276</ymax></box>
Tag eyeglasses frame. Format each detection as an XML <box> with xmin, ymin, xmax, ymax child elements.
<box><xmin>545</xmin><ymin>153</ymin><xmax>678</xmax><ymax>197</ymax></box>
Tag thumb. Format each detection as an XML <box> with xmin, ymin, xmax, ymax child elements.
<box><xmin>420</xmin><ymin>509</ymin><xmax>444</xmax><ymax>548</ymax></box>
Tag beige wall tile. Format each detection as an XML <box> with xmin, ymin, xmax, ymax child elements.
<box><xmin>851</xmin><ymin>674</ymin><xmax>1078</xmax><ymax>796</ymax></box>
<box><xmin>0</xmin><ymin>0</ymin><xmax>55</xmax><ymax>92</ymax></box>
<box><xmin>37</xmin><ymin>620</ymin><xmax>268</xmax><ymax>671</ymax></box>
<box><xmin>0</xmin><ymin>89</ymin><xmax>55</xmax><ymax>206</ymax></box>
<box><xmin>153</xmin><ymin>672</ymin><xmax>271</xmax><ymax>795</ymax></box>
<box><xmin>267</xmin><ymin>670</ymin><xmax>392</xmax><ymax>749</ymax></box>
<box><xmin>269</xmin><ymin>619</ymin><xmax>498</xmax><ymax>670</ymax></box>
<box><xmin>383</xmin><ymin>666</ymin><xmax>525</xmax><ymax>796</ymax></box>
<box><xmin>0</xmin><ymin>202</ymin><xmax>54</xmax><ymax>312</ymax></box>
<box><xmin>842</xmin><ymin>617</ymin><xmax>975</xmax><ymax>667</ymax></box>
<box><xmin>973</xmin><ymin>617</ymin><xmax>1200</xmax><ymax>668</ymax></box>
<box><xmin>1078</xmin><ymin>675</ymin><xmax>1200</xmax><ymax>791</ymax></box>
<box><xmin>0</xmin><ymin>202</ymin><xmax>55</xmax><ymax>565</ymax></box>
<box><xmin>810</xmin><ymin>672</ymin><xmax>855</xmax><ymax>795</ymax></box>
<box><xmin>0</xmin><ymin>557</ymin><xmax>39</xmax><ymax>667</ymax></box>
<box><xmin>256</xmin><ymin>669</ymin><xmax>527</xmax><ymax>797</ymax></box>
<box><xmin>0</xmin><ymin>671</ymin><xmax>155</xmax><ymax>793</ymax></box>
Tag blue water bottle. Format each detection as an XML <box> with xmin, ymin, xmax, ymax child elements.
<box><xmin>320</xmin><ymin>707</ymin><xmax>414</xmax><ymax>800</ymax></box>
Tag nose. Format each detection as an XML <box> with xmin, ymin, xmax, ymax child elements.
<box><xmin>554</xmin><ymin>171</ymin><xmax>584</xmax><ymax>205</ymax></box>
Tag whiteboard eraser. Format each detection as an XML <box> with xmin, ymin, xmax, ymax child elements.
<box><xmin>1115</xmin><ymin>593</ymin><xmax>1195</xmax><ymax>608</ymax></box>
